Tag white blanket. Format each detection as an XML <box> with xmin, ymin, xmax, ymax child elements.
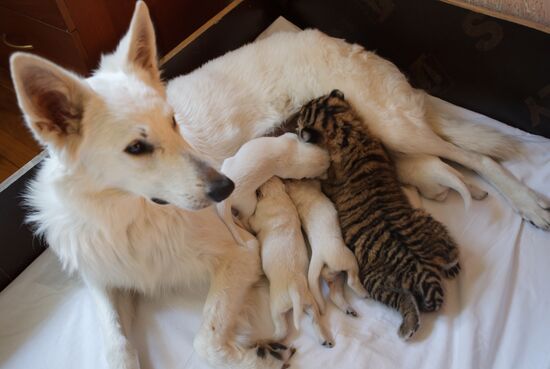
<box><xmin>1</xmin><ymin>18</ymin><xmax>549</xmax><ymax>369</ymax></box>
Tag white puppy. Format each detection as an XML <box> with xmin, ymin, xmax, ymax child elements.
<box><xmin>286</xmin><ymin>180</ymin><xmax>368</xmax><ymax>316</ymax></box>
<box><xmin>394</xmin><ymin>154</ymin><xmax>488</xmax><ymax>208</ymax></box>
<box><xmin>217</xmin><ymin>132</ymin><xmax>329</xmax><ymax>244</ymax></box>
<box><xmin>249</xmin><ymin>177</ymin><xmax>333</xmax><ymax>347</ymax></box>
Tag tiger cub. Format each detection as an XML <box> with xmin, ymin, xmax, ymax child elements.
<box><xmin>295</xmin><ymin>89</ymin><xmax>460</xmax><ymax>340</ymax></box>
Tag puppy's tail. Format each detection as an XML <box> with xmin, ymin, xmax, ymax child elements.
<box><xmin>308</xmin><ymin>257</ymin><xmax>326</xmax><ymax>315</ymax></box>
<box><xmin>434</xmin><ymin>162</ymin><xmax>472</xmax><ymax>210</ymax></box>
<box><xmin>426</xmin><ymin>96</ymin><xmax>521</xmax><ymax>161</ymax></box>
<box><xmin>216</xmin><ymin>200</ymin><xmax>257</xmax><ymax>249</ymax></box>
<box><xmin>289</xmin><ymin>281</ymin><xmax>304</xmax><ymax>330</ymax></box>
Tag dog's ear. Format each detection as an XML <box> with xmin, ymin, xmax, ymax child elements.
<box><xmin>10</xmin><ymin>53</ymin><xmax>93</xmax><ymax>154</ymax></box>
<box><xmin>126</xmin><ymin>1</ymin><xmax>160</xmax><ymax>83</ymax></box>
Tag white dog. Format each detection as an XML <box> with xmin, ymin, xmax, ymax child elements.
<box><xmin>9</xmin><ymin>1</ymin><xmax>549</xmax><ymax>369</ymax></box>
<box><xmin>249</xmin><ymin>177</ymin><xmax>332</xmax><ymax>347</ymax></box>
<box><xmin>217</xmin><ymin>132</ymin><xmax>329</xmax><ymax>238</ymax></box>
<box><xmin>286</xmin><ymin>180</ymin><xmax>368</xmax><ymax>316</ymax></box>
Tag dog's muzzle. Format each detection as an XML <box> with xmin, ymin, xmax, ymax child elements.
<box><xmin>206</xmin><ymin>175</ymin><xmax>234</xmax><ymax>202</ymax></box>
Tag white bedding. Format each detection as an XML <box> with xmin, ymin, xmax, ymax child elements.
<box><xmin>1</xmin><ymin>18</ymin><xmax>549</xmax><ymax>369</ymax></box>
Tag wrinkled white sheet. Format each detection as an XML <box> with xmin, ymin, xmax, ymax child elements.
<box><xmin>1</xmin><ymin>18</ymin><xmax>549</xmax><ymax>369</ymax></box>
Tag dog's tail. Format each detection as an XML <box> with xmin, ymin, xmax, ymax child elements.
<box><xmin>427</xmin><ymin>96</ymin><xmax>521</xmax><ymax>161</ymax></box>
<box><xmin>289</xmin><ymin>281</ymin><xmax>304</xmax><ymax>330</ymax></box>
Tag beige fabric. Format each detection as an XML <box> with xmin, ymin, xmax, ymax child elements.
<box><xmin>442</xmin><ymin>0</ymin><xmax>550</xmax><ymax>33</ymax></box>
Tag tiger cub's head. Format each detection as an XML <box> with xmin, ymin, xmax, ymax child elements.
<box><xmin>296</xmin><ymin>89</ymin><xmax>355</xmax><ymax>151</ymax></box>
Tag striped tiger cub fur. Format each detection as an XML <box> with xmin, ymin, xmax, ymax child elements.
<box><xmin>295</xmin><ymin>89</ymin><xmax>461</xmax><ymax>340</ymax></box>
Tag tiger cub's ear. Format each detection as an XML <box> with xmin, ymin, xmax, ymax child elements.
<box><xmin>329</xmin><ymin>89</ymin><xmax>345</xmax><ymax>99</ymax></box>
<box><xmin>299</xmin><ymin>128</ymin><xmax>321</xmax><ymax>143</ymax></box>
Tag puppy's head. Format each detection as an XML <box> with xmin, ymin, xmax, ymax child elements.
<box><xmin>296</xmin><ymin>89</ymin><xmax>352</xmax><ymax>150</ymax></box>
<box><xmin>256</xmin><ymin>177</ymin><xmax>286</xmax><ymax>201</ymax></box>
<box><xmin>10</xmin><ymin>2</ymin><xmax>233</xmax><ymax>210</ymax></box>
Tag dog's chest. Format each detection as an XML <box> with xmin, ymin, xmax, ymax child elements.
<box><xmin>43</xmin><ymin>199</ymin><xmax>231</xmax><ymax>292</ymax></box>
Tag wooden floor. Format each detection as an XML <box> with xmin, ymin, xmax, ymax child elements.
<box><xmin>0</xmin><ymin>67</ymin><xmax>41</xmax><ymax>183</ymax></box>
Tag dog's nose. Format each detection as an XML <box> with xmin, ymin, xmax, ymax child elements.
<box><xmin>206</xmin><ymin>175</ymin><xmax>235</xmax><ymax>202</ymax></box>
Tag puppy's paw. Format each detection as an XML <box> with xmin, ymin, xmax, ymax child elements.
<box><xmin>467</xmin><ymin>183</ymin><xmax>488</xmax><ymax>200</ymax></box>
<box><xmin>518</xmin><ymin>192</ymin><xmax>550</xmax><ymax>231</ymax></box>
<box><xmin>254</xmin><ymin>341</ymin><xmax>295</xmax><ymax>364</ymax></box>
<box><xmin>345</xmin><ymin>307</ymin><xmax>358</xmax><ymax>317</ymax></box>
<box><xmin>419</xmin><ymin>185</ymin><xmax>449</xmax><ymax>202</ymax></box>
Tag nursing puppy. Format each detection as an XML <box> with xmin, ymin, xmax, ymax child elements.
<box><xmin>394</xmin><ymin>154</ymin><xmax>488</xmax><ymax>208</ymax></box>
<box><xmin>249</xmin><ymin>177</ymin><xmax>333</xmax><ymax>347</ymax></box>
<box><xmin>285</xmin><ymin>179</ymin><xmax>368</xmax><ymax>316</ymax></box>
<box><xmin>217</xmin><ymin>132</ymin><xmax>329</xmax><ymax>239</ymax></box>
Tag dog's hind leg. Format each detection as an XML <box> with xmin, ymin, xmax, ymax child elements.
<box><xmin>387</xmin><ymin>119</ymin><xmax>549</xmax><ymax>230</ymax></box>
<box><xmin>86</xmin><ymin>280</ymin><xmax>140</xmax><ymax>369</ymax></box>
<box><xmin>194</xmin><ymin>245</ymin><xmax>294</xmax><ymax>369</ymax></box>
<box><xmin>429</xmin><ymin>139</ymin><xmax>550</xmax><ymax>230</ymax></box>
<box><xmin>342</xmin><ymin>60</ymin><xmax>548</xmax><ymax>227</ymax></box>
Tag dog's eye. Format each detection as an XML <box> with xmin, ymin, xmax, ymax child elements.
<box><xmin>125</xmin><ymin>140</ymin><xmax>154</xmax><ymax>155</ymax></box>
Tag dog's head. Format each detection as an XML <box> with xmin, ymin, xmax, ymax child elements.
<box><xmin>10</xmin><ymin>1</ymin><xmax>233</xmax><ymax>210</ymax></box>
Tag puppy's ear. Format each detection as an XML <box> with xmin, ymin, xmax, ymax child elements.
<box><xmin>126</xmin><ymin>1</ymin><xmax>160</xmax><ymax>83</ymax></box>
<box><xmin>329</xmin><ymin>89</ymin><xmax>345</xmax><ymax>99</ymax></box>
<box><xmin>299</xmin><ymin>128</ymin><xmax>321</xmax><ymax>143</ymax></box>
<box><xmin>10</xmin><ymin>53</ymin><xmax>93</xmax><ymax>154</ymax></box>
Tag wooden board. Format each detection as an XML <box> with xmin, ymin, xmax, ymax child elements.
<box><xmin>442</xmin><ymin>0</ymin><xmax>549</xmax><ymax>34</ymax></box>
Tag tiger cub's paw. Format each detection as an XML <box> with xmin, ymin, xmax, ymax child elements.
<box><xmin>442</xmin><ymin>262</ymin><xmax>461</xmax><ymax>280</ymax></box>
<box><xmin>398</xmin><ymin>315</ymin><xmax>420</xmax><ymax>341</ymax></box>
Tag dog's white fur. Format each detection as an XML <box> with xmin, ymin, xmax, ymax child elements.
<box><xmin>249</xmin><ymin>177</ymin><xmax>332</xmax><ymax>346</ymax></box>
<box><xmin>166</xmin><ymin>26</ymin><xmax>550</xmax><ymax>230</ymax></box>
<box><xmin>217</xmin><ymin>132</ymin><xmax>329</xmax><ymax>235</ymax></box>
<box><xmin>9</xmin><ymin>1</ymin><xmax>550</xmax><ymax>368</ymax></box>
<box><xmin>394</xmin><ymin>154</ymin><xmax>489</xmax><ymax>209</ymax></box>
<box><xmin>285</xmin><ymin>179</ymin><xmax>368</xmax><ymax>316</ymax></box>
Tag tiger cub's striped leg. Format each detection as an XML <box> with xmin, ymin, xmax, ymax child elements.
<box><xmin>371</xmin><ymin>286</ymin><xmax>420</xmax><ymax>340</ymax></box>
<box><xmin>412</xmin><ymin>268</ymin><xmax>445</xmax><ymax>313</ymax></box>
<box><xmin>420</xmin><ymin>213</ymin><xmax>462</xmax><ymax>280</ymax></box>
